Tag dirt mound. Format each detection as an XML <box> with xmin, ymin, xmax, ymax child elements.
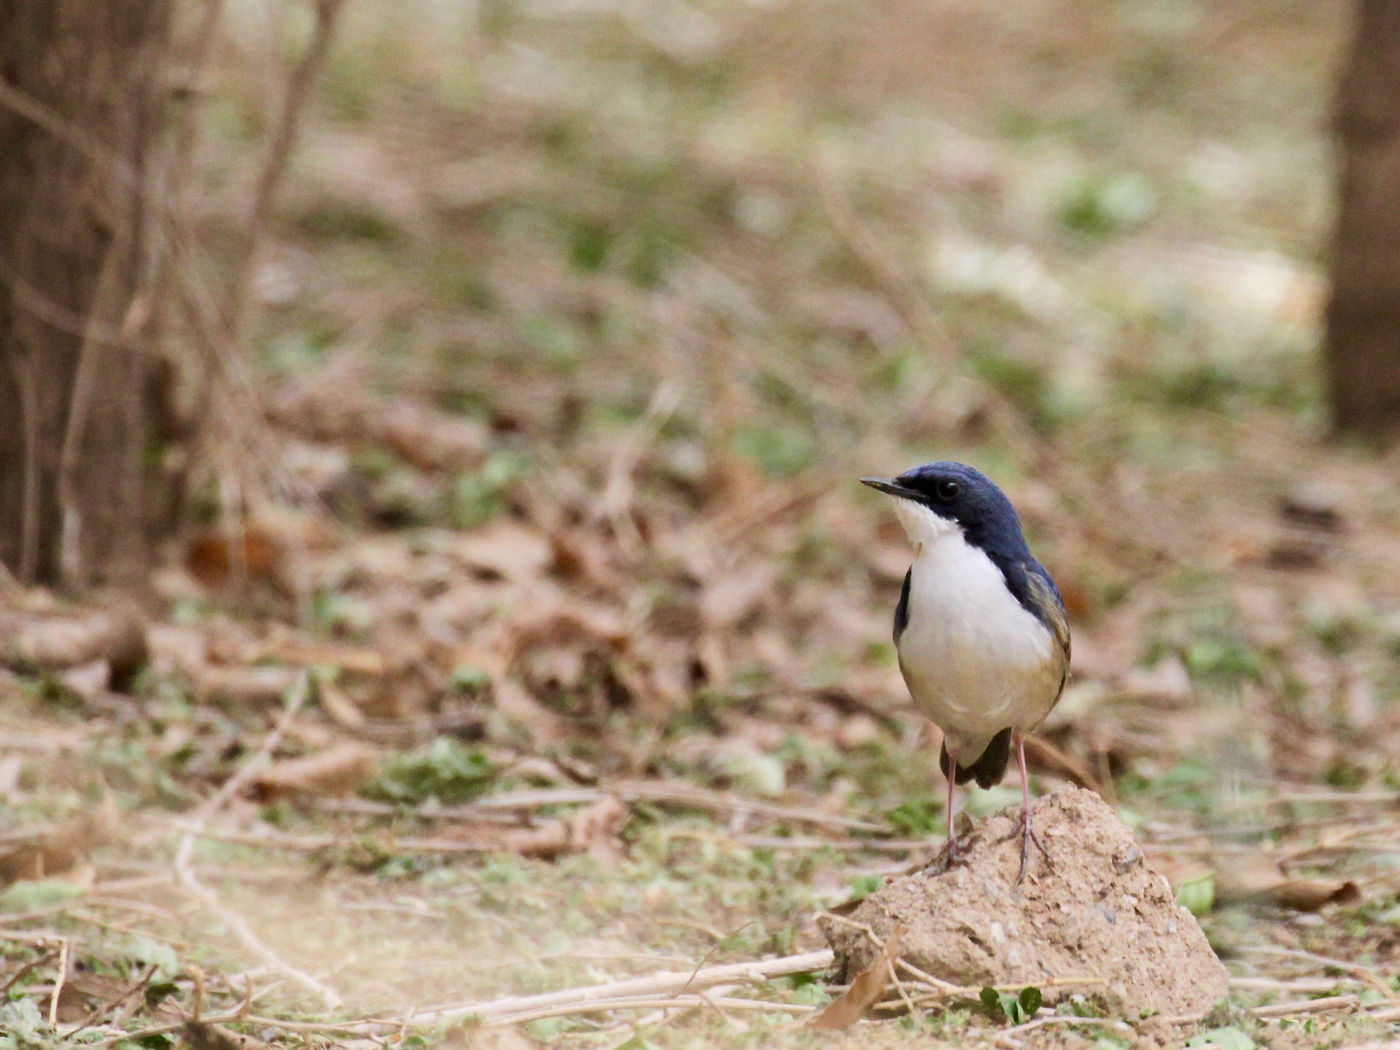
<box><xmin>821</xmin><ymin>785</ymin><xmax>1229</xmax><ymax>1017</ymax></box>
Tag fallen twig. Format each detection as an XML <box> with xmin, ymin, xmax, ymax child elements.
<box><xmin>1229</xmin><ymin>976</ymin><xmax>1350</xmax><ymax>994</ymax></box>
<box><xmin>1249</xmin><ymin>993</ymin><xmax>1360</xmax><ymax>1018</ymax></box>
<box><xmin>737</xmin><ymin>834</ymin><xmax>925</xmax><ymax>852</ymax></box>
<box><xmin>993</xmin><ymin>1013</ymin><xmax>1119</xmax><ymax>1046</ymax></box>
<box><xmin>1150</xmin><ymin>816</ymin><xmax>1399</xmax><ymax>843</ymax></box>
<box><xmin>48</xmin><ymin>937</ymin><xmax>69</xmax><ymax>1026</ymax></box>
<box><xmin>1240</xmin><ymin>946</ymin><xmax>1399</xmax><ymax>1004</ymax></box>
<box><xmin>88</xmin><ymin>1007</ymin><xmax>250</xmax><ymax>1050</ymax></box>
<box><xmin>600</xmin><ymin>381</ymin><xmax>683</xmax><ymax>555</ymax></box>
<box><xmin>984</xmin><ymin>988</ymin><xmax>1374</xmax><ymax>1047</ymax></box>
<box><xmin>1215</xmin><ymin>788</ymin><xmax>1400</xmax><ymax>810</ymax></box>
<box><xmin>382</xmin><ymin>948</ymin><xmax>834</xmax><ymax>1028</ymax></box>
<box><xmin>173</xmin><ymin>812</ymin><xmax>616</xmax><ymax>859</ymax></box>
<box><xmin>63</xmin><ymin>965</ymin><xmax>160</xmax><ymax>1037</ymax></box>
<box><xmin>485</xmin><ymin>992</ymin><xmax>817</xmax><ymax>1028</ymax></box>
<box><xmin>223</xmin><ymin>0</ymin><xmax>347</xmax><ymax>347</ymax></box>
<box><xmin>172</xmin><ymin>675</ymin><xmax>342</xmax><ymax>1011</ymax></box>
<box><xmin>317</xmin><ymin>780</ymin><xmax>889</xmax><ymax>834</ymax></box>
<box><xmin>0</xmin><ymin>947</ymin><xmax>57</xmax><ymax>996</ymax></box>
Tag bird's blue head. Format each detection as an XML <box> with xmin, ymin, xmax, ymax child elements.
<box><xmin>860</xmin><ymin>461</ymin><xmax>1031</xmax><ymax>559</ymax></box>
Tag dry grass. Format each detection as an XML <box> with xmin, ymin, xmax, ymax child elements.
<box><xmin>3</xmin><ymin>0</ymin><xmax>1400</xmax><ymax>1047</ymax></box>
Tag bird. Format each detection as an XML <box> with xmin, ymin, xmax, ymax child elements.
<box><xmin>861</xmin><ymin>461</ymin><xmax>1070</xmax><ymax>881</ymax></box>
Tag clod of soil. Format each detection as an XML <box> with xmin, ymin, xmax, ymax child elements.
<box><xmin>821</xmin><ymin>785</ymin><xmax>1229</xmax><ymax>1017</ymax></box>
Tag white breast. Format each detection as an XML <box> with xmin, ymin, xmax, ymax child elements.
<box><xmin>896</xmin><ymin>525</ymin><xmax>1060</xmax><ymax>761</ymax></box>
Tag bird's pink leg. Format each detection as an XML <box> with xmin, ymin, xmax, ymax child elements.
<box><xmin>943</xmin><ymin>763</ymin><xmax>960</xmax><ymax>866</ymax></box>
<box><xmin>925</xmin><ymin>747</ymin><xmax>962</xmax><ymax>873</ymax></box>
<box><xmin>1014</xmin><ymin>731</ymin><xmax>1048</xmax><ymax>882</ymax></box>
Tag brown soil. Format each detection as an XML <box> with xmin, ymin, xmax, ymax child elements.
<box><xmin>821</xmin><ymin>785</ymin><xmax>1230</xmax><ymax>1017</ymax></box>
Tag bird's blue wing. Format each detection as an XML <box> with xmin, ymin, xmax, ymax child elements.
<box><xmin>1022</xmin><ymin>563</ymin><xmax>1070</xmax><ymax>660</ymax></box>
<box><xmin>1022</xmin><ymin>561</ymin><xmax>1071</xmax><ymax>703</ymax></box>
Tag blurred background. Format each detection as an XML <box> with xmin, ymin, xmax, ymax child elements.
<box><xmin>3</xmin><ymin>0</ymin><xmax>1400</xmax><ymax>1043</ymax></box>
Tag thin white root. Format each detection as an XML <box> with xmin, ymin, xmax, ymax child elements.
<box><xmin>172</xmin><ymin>674</ymin><xmax>343</xmax><ymax>1012</ymax></box>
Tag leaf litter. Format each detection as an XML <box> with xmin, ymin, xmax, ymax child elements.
<box><xmin>4</xmin><ymin>1</ymin><xmax>1400</xmax><ymax>1048</ymax></box>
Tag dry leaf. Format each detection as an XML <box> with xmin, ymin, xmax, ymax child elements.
<box><xmin>491</xmin><ymin>677</ymin><xmax>569</xmax><ymax>744</ymax></box>
<box><xmin>182</xmin><ymin>1020</ymin><xmax>271</xmax><ymax>1050</ymax></box>
<box><xmin>264</xmin><ymin>639</ymin><xmax>387</xmax><ymax>675</ymax></box>
<box><xmin>186</xmin><ymin>527</ymin><xmax>286</xmax><ymax>589</ymax></box>
<box><xmin>268</xmin><ymin>366</ymin><xmax>486</xmax><ymax>474</ymax></box>
<box><xmin>248</xmin><ymin>744</ymin><xmax>379</xmax><ymax>801</ymax></box>
<box><xmin>1278</xmin><ymin>482</ymin><xmax>1344</xmax><ymax>530</ymax></box>
<box><xmin>379</xmin><ymin>400</ymin><xmax>488</xmax><ymax>472</ymax></box>
<box><xmin>565</xmin><ymin>796</ymin><xmax>628</xmax><ymax>863</ymax></box>
<box><xmin>191</xmin><ymin>665</ymin><xmax>301</xmax><ymax>707</ymax></box>
<box><xmin>315</xmin><ymin>679</ymin><xmax>368</xmax><ymax>729</ymax></box>
<box><xmin>0</xmin><ymin>794</ymin><xmax>119</xmax><ymax>885</ymax></box>
<box><xmin>443</xmin><ymin>797</ymin><xmax>628</xmax><ymax>861</ymax></box>
<box><xmin>57</xmin><ymin>659</ymin><xmax>112</xmax><ymax>702</ymax></box>
<box><xmin>1263</xmin><ymin>878</ymin><xmax>1362</xmax><ymax>911</ymax></box>
<box><xmin>500</xmin><ymin>796</ymin><xmax>627</xmax><ymax>862</ymax></box>
<box><xmin>546</xmin><ymin>527</ymin><xmax>614</xmax><ymax>585</ymax></box>
<box><xmin>454</xmin><ymin>521</ymin><xmax>551</xmax><ymax>581</ymax></box>
<box><xmin>56</xmin><ymin>971</ymin><xmax>159</xmax><ymax>1024</ymax></box>
<box><xmin>0</xmin><ymin>609</ymin><xmax>147</xmax><ymax>681</ymax></box>
<box><xmin>1214</xmin><ymin>852</ymin><xmax>1363</xmax><ymax>911</ymax></box>
<box><xmin>52</xmin><ymin>976</ymin><xmax>93</xmax><ymax>1023</ymax></box>
<box><xmin>695</xmin><ymin>630</ymin><xmax>728</xmax><ymax>688</ymax></box>
<box><xmin>0</xmin><ymin>756</ymin><xmax>22</xmax><ymax>799</ymax></box>
<box><xmin>699</xmin><ymin>563</ymin><xmax>776</xmax><ymax>629</ymax></box>
<box><xmin>808</xmin><ymin>926</ymin><xmax>903</xmax><ymax>1030</ymax></box>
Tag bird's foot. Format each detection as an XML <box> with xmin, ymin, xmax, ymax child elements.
<box><xmin>1017</xmin><ymin>812</ymin><xmax>1049</xmax><ymax>883</ymax></box>
<box><xmin>924</xmin><ymin>834</ymin><xmax>963</xmax><ymax>874</ymax></box>
<box><xmin>1000</xmin><ymin>808</ymin><xmax>1049</xmax><ymax>883</ymax></box>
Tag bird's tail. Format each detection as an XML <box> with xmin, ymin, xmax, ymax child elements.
<box><xmin>940</xmin><ymin>727</ymin><xmax>1012</xmax><ymax>789</ymax></box>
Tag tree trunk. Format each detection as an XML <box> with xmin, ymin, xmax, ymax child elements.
<box><xmin>1324</xmin><ymin>0</ymin><xmax>1400</xmax><ymax>440</ymax></box>
<box><xmin>0</xmin><ymin>2</ymin><xmax>180</xmax><ymax>587</ymax></box>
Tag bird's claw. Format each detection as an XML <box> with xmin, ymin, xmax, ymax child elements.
<box><xmin>924</xmin><ymin>834</ymin><xmax>963</xmax><ymax>874</ymax></box>
<box><xmin>1006</xmin><ymin>808</ymin><xmax>1049</xmax><ymax>883</ymax></box>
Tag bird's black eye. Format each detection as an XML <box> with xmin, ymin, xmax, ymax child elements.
<box><xmin>935</xmin><ymin>479</ymin><xmax>960</xmax><ymax>501</ymax></box>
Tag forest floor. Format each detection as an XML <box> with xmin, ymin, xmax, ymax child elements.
<box><xmin>5</xmin><ymin>0</ymin><xmax>1400</xmax><ymax>1047</ymax></box>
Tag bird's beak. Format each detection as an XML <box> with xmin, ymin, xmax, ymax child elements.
<box><xmin>860</xmin><ymin>477</ymin><xmax>921</xmax><ymax>501</ymax></box>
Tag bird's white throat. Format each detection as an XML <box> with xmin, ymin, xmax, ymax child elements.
<box><xmin>891</xmin><ymin>497</ymin><xmax>960</xmax><ymax>548</ymax></box>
